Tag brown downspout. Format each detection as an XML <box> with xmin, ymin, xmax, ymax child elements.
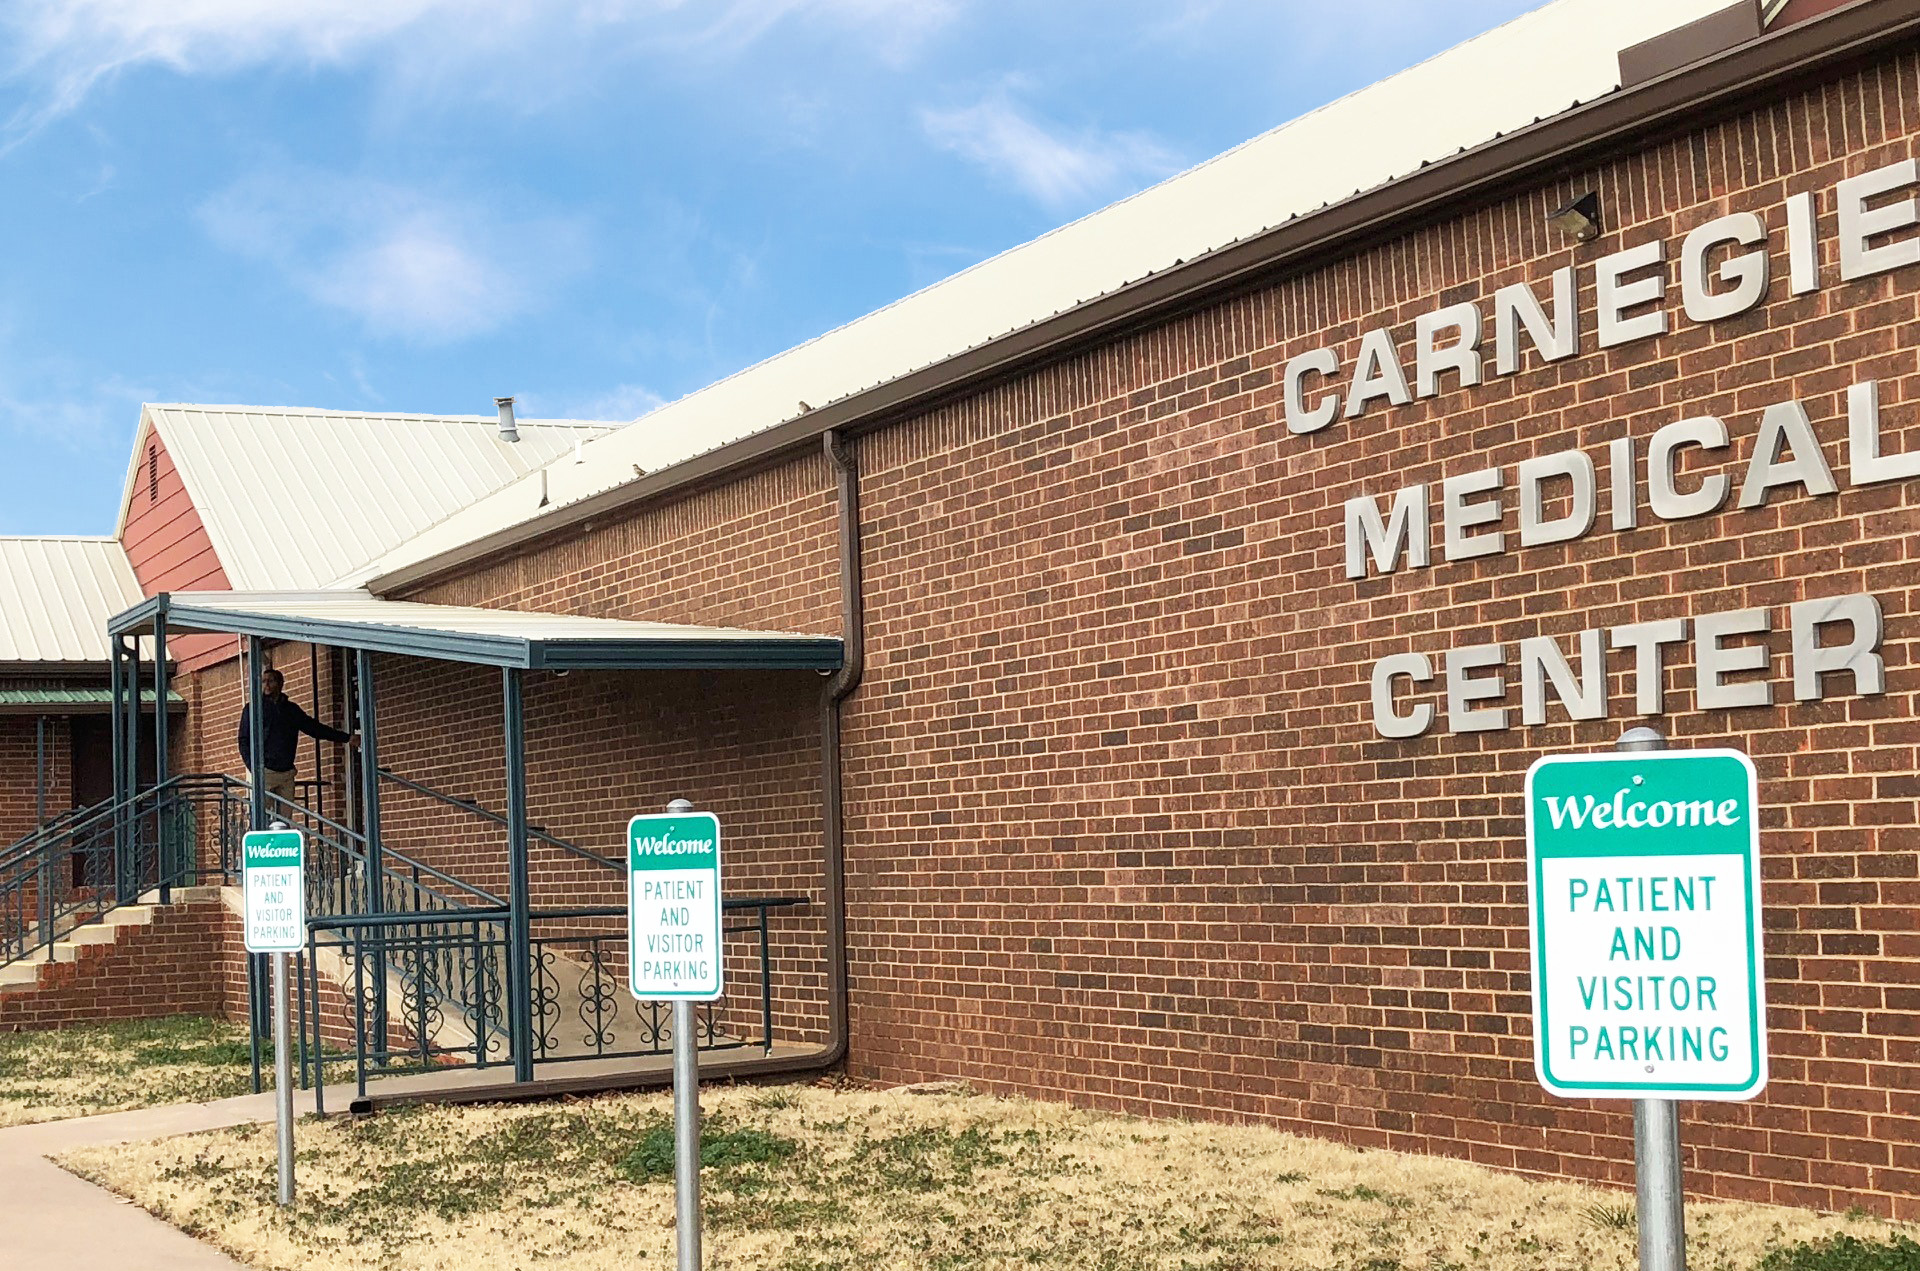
<box><xmin>815</xmin><ymin>428</ymin><xmax>863</xmax><ymax>1071</ymax></box>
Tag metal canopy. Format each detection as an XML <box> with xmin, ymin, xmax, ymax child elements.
<box><xmin>109</xmin><ymin>590</ymin><xmax>843</xmax><ymax>672</ymax></box>
<box><xmin>0</xmin><ymin>686</ymin><xmax>185</xmax><ymax>715</ymax></box>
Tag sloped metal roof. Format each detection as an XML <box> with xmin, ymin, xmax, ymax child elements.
<box><xmin>0</xmin><ymin>538</ymin><xmax>145</xmax><ymax>663</ymax></box>
<box><xmin>111</xmin><ymin>591</ymin><xmax>842</xmax><ymax>672</ymax></box>
<box><xmin>0</xmin><ymin>687</ymin><xmax>185</xmax><ymax>713</ymax></box>
<box><xmin>358</xmin><ymin>0</ymin><xmax>1736</xmax><ymax>588</ymax></box>
<box><xmin>116</xmin><ymin>405</ymin><xmax>617</xmax><ymax>592</ymax></box>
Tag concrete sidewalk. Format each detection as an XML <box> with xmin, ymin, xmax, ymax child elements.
<box><xmin>0</xmin><ymin>1085</ymin><xmax>352</xmax><ymax>1271</ymax></box>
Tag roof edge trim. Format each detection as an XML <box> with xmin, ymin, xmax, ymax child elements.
<box><xmin>369</xmin><ymin>0</ymin><xmax>1920</xmax><ymax>598</ymax></box>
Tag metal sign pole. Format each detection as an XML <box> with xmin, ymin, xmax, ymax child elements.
<box><xmin>666</xmin><ymin>796</ymin><xmax>702</xmax><ymax>1271</ymax></box>
<box><xmin>273</xmin><ymin>949</ymin><xmax>295</xmax><ymax>1206</ymax></box>
<box><xmin>673</xmin><ymin>997</ymin><xmax>701</xmax><ymax>1271</ymax></box>
<box><xmin>1616</xmin><ymin>725</ymin><xmax>1682</xmax><ymax>1271</ymax></box>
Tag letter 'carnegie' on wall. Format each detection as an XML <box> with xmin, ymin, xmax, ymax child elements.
<box><xmin>1340</xmin><ymin>160</ymin><xmax>1920</xmax><ymax>739</ymax></box>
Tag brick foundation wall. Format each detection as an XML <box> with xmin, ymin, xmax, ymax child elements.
<box><xmin>163</xmin><ymin>50</ymin><xmax>1920</xmax><ymax>1217</ymax></box>
<box><xmin>0</xmin><ymin>899</ymin><xmax>228</xmax><ymax>1030</ymax></box>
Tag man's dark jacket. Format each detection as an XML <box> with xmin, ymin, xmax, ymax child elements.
<box><xmin>237</xmin><ymin>694</ymin><xmax>350</xmax><ymax>772</ymax></box>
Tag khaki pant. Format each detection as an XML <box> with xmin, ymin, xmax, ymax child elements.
<box><xmin>259</xmin><ymin>768</ymin><xmax>298</xmax><ymax>805</ymax></box>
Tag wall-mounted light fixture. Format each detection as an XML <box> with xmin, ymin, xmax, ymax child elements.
<box><xmin>1547</xmin><ymin>192</ymin><xmax>1603</xmax><ymax>243</ymax></box>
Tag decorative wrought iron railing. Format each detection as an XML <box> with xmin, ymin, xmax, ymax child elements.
<box><xmin>0</xmin><ymin>773</ymin><xmax>248</xmax><ymax>966</ymax></box>
<box><xmin>296</xmin><ymin>895</ymin><xmax>809</xmax><ymax>1110</ymax></box>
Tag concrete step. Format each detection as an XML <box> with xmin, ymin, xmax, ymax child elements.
<box><xmin>102</xmin><ymin>906</ymin><xmax>155</xmax><ymax>927</ymax></box>
<box><xmin>64</xmin><ymin>926</ymin><xmax>121</xmax><ymax>947</ymax></box>
<box><xmin>135</xmin><ymin>885</ymin><xmax>221</xmax><ymax>906</ymax></box>
<box><xmin>0</xmin><ymin>960</ymin><xmax>43</xmax><ymax>989</ymax></box>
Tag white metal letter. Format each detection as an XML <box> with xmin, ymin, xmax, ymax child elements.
<box><xmin>1681</xmin><ymin>212</ymin><xmax>1770</xmax><ymax>323</ymax></box>
<box><xmin>1737</xmin><ymin>399</ymin><xmax>1838</xmax><ymax>508</ymax></box>
<box><xmin>1609</xmin><ymin>618</ymin><xmax>1689</xmax><ymax>716</ymax></box>
<box><xmin>1445</xmin><ymin>644</ymin><xmax>1508</xmax><ymax>733</ymax></box>
<box><xmin>1345</xmin><ymin>328</ymin><xmax>1413</xmax><ymax>418</ymax></box>
<box><xmin>1441</xmin><ymin>468</ymin><xmax>1505</xmax><ymax>561</ymax></box>
<box><xmin>1284</xmin><ymin>348</ymin><xmax>1341</xmax><ymax>435</ymax></box>
<box><xmin>1791</xmin><ymin>593</ymin><xmax>1885</xmax><ymax>701</ymax></box>
<box><xmin>1520</xmin><ymin>629</ymin><xmax>1607</xmax><ymax>725</ymax></box>
<box><xmin>1696</xmin><ymin>608</ymin><xmax>1773</xmax><ymax>711</ymax></box>
<box><xmin>1648</xmin><ymin>416</ymin><xmax>1730</xmax><ymax>521</ymax></box>
<box><xmin>1493</xmin><ymin>267</ymin><xmax>1579</xmax><ymax>376</ymax></box>
<box><xmin>1786</xmin><ymin>191</ymin><xmax>1819</xmax><ymax>295</ymax></box>
<box><xmin>1847</xmin><ymin>379</ymin><xmax>1920</xmax><ymax>485</ymax></box>
<box><xmin>1517</xmin><ymin>450</ymin><xmax>1598</xmax><ymax>547</ymax></box>
<box><xmin>1596</xmin><ymin>239</ymin><xmax>1670</xmax><ymax>348</ymax></box>
<box><xmin>1344</xmin><ymin>485</ymin><xmax>1432</xmax><ymax>580</ymax></box>
<box><xmin>1415</xmin><ymin>303</ymin><xmax>1483</xmax><ymax>397</ymax></box>
<box><xmin>1372</xmin><ymin>653</ymin><xmax>1436</xmax><ymax>738</ymax></box>
<box><xmin>1837</xmin><ymin>159</ymin><xmax>1920</xmax><ymax>282</ymax></box>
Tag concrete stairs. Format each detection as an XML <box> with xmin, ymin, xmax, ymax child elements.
<box><xmin>0</xmin><ymin>888</ymin><xmax>223</xmax><ymax>996</ymax></box>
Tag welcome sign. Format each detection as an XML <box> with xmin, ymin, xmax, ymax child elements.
<box><xmin>1525</xmin><ymin>750</ymin><xmax>1766</xmax><ymax>1101</ymax></box>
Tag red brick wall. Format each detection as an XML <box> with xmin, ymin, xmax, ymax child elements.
<box><xmin>171</xmin><ymin>51</ymin><xmax>1920</xmax><ymax>1216</ymax></box>
<box><xmin>0</xmin><ymin>716</ymin><xmax>71</xmax><ymax>845</ymax></box>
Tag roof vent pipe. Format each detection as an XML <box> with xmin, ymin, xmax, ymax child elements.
<box><xmin>495</xmin><ymin>396</ymin><xmax>519</xmax><ymax>443</ymax></box>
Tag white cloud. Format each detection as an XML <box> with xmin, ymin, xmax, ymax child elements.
<box><xmin>0</xmin><ymin>0</ymin><xmax>964</xmax><ymax>135</ymax></box>
<box><xmin>199</xmin><ymin>166</ymin><xmax>587</xmax><ymax>343</ymax></box>
<box><xmin>920</xmin><ymin>93</ymin><xmax>1179</xmax><ymax>209</ymax></box>
<box><xmin>524</xmin><ymin>382</ymin><xmax>667</xmax><ymax>423</ymax></box>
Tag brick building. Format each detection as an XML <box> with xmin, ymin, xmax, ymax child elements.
<box><xmin>4</xmin><ymin>0</ymin><xmax>1919</xmax><ymax>1221</ymax></box>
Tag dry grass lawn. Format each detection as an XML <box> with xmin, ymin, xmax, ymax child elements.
<box><xmin>0</xmin><ymin>1015</ymin><xmax>256</xmax><ymax>1127</ymax></box>
<box><xmin>61</xmin><ymin>1082</ymin><xmax>1912</xmax><ymax>1271</ymax></box>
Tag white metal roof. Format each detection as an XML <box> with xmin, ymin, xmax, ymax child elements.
<box><xmin>0</xmin><ymin>537</ymin><xmax>144</xmax><ymax>663</ymax></box>
<box><xmin>359</xmin><ymin>0</ymin><xmax>1734</xmax><ymax>587</ymax></box>
<box><xmin>112</xmin><ymin>590</ymin><xmax>842</xmax><ymax>672</ymax></box>
<box><xmin>116</xmin><ymin>405</ymin><xmax>618</xmax><ymax>592</ymax></box>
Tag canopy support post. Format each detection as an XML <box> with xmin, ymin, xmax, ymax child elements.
<box><xmin>503</xmin><ymin>668</ymin><xmax>534</xmax><ymax>1083</ymax></box>
<box><xmin>153</xmin><ymin>611</ymin><xmax>170</xmax><ymax>902</ymax></box>
<box><xmin>356</xmin><ymin>648</ymin><xmax>389</xmax><ymax>1047</ymax></box>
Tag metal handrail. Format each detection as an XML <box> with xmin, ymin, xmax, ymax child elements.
<box><xmin>376</xmin><ymin>767</ymin><xmax>620</xmax><ymax>871</ymax></box>
<box><xmin>262</xmin><ymin>788</ymin><xmax>504</xmax><ymax>907</ymax></box>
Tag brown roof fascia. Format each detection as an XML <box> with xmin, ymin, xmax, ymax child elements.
<box><xmin>374</xmin><ymin>0</ymin><xmax>1920</xmax><ymax>599</ymax></box>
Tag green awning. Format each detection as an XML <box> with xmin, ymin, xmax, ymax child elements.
<box><xmin>0</xmin><ymin>687</ymin><xmax>187</xmax><ymax>715</ymax></box>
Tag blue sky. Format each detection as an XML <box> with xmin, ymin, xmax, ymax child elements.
<box><xmin>0</xmin><ymin>0</ymin><xmax>1539</xmax><ymax>534</ymax></box>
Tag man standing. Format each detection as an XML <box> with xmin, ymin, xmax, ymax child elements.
<box><xmin>237</xmin><ymin>668</ymin><xmax>358</xmax><ymax>809</ymax></box>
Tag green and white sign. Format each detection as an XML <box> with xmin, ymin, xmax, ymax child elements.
<box><xmin>1526</xmin><ymin>750</ymin><xmax>1766</xmax><ymax>1101</ymax></box>
<box><xmin>242</xmin><ymin>829</ymin><xmax>306</xmax><ymax>954</ymax></box>
<box><xmin>628</xmin><ymin>812</ymin><xmax>723</xmax><ymax>1001</ymax></box>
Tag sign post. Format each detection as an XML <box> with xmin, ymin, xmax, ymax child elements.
<box><xmin>1526</xmin><ymin>729</ymin><xmax>1766</xmax><ymax>1271</ymax></box>
<box><xmin>243</xmin><ymin>827</ymin><xmax>306</xmax><ymax>1208</ymax></box>
<box><xmin>629</xmin><ymin>801</ymin><xmax>723</xmax><ymax>1271</ymax></box>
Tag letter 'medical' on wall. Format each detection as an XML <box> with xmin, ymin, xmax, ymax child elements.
<box><xmin>1493</xmin><ymin>267</ymin><xmax>1578</xmax><ymax>376</ymax></box>
<box><xmin>1520</xmin><ymin>629</ymin><xmax>1606</xmax><ymax>725</ymax></box>
<box><xmin>1442</xmin><ymin>467</ymin><xmax>1504</xmax><ymax>561</ymax></box>
<box><xmin>1737</xmin><ymin>399</ymin><xmax>1838</xmax><ymax>508</ymax></box>
<box><xmin>1648</xmin><ymin>416</ymin><xmax>1731</xmax><ymax>520</ymax></box>
<box><xmin>1516</xmin><ymin>450</ymin><xmax>1597</xmax><ymax>547</ymax></box>
<box><xmin>1596</xmin><ymin>239</ymin><xmax>1671</xmax><ymax>348</ymax></box>
<box><xmin>1345</xmin><ymin>328</ymin><xmax>1413</xmax><ymax>418</ymax></box>
<box><xmin>1791</xmin><ymin>593</ymin><xmax>1886</xmax><ymax>702</ymax></box>
<box><xmin>1344</xmin><ymin>484</ymin><xmax>1431</xmax><ymax>580</ymax></box>
<box><xmin>1371</xmin><ymin>652</ymin><xmax>1435</xmax><ymax>738</ymax></box>
<box><xmin>1415</xmin><ymin>303</ymin><xmax>1483</xmax><ymax>398</ymax></box>
<box><xmin>1285</xmin><ymin>348</ymin><xmax>1341</xmax><ymax>435</ymax></box>
<box><xmin>1681</xmin><ymin>211</ymin><xmax>1771</xmax><ymax>323</ymax></box>
<box><xmin>1445</xmin><ymin>644</ymin><xmax>1508</xmax><ymax>732</ymax></box>
<box><xmin>1847</xmin><ymin>379</ymin><xmax>1920</xmax><ymax>485</ymax></box>
<box><xmin>1609</xmin><ymin>618</ymin><xmax>1689</xmax><ymax>715</ymax></box>
<box><xmin>1837</xmin><ymin>158</ymin><xmax>1919</xmax><ymax>282</ymax></box>
<box><xmin>1695</xmin><ymin>608</ymin><xmax>1773</xmax><ymax>710</ymax></box>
